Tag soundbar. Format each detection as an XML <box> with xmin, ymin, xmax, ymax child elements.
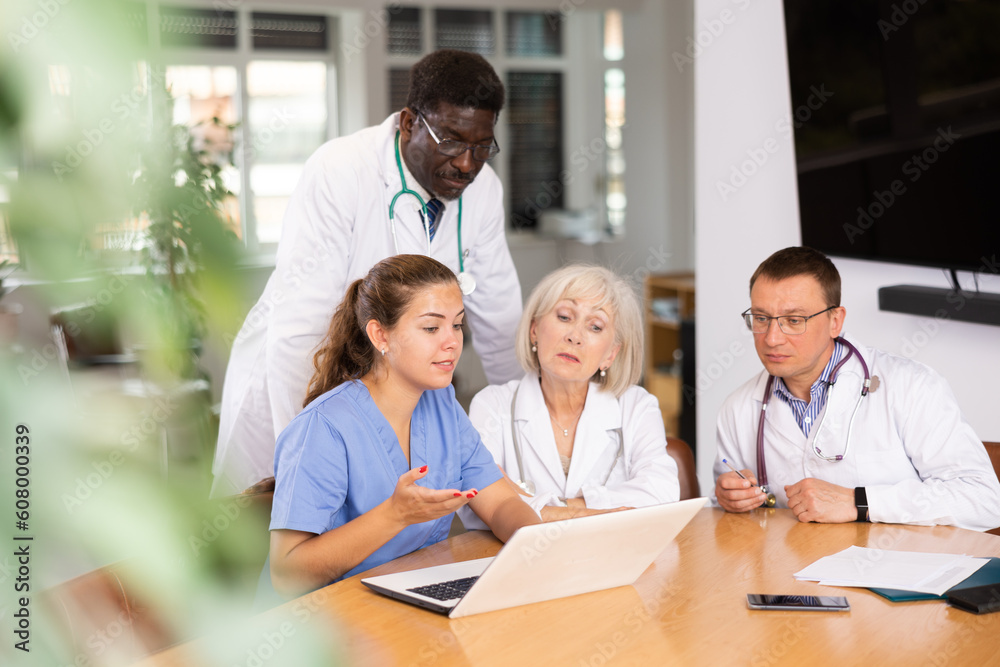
<box><xmin>878</xmin><ymin>285</ymin><xmax>1000</xmax><ymax>327</ymax></box>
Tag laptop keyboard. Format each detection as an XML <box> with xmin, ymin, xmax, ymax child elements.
<box><xmin>407</xmin><ymin>576</ymin><xmax>480</xmax><ymax>601</ymax></box>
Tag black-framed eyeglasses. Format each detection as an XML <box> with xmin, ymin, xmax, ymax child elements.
<box><xmin>741</xmin><ymin>306</ymin><xmax>837</xmax><ymax>335</ymax></box>
<box><xmin>418</xmin><ymin>114</ymin><xmax>500</xmax><ymax>162</ymax></box>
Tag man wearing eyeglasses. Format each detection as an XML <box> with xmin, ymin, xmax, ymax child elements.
<box><xmin>211</xmin><ymin>50</ymin><xmax>523</xmax><ymax>497</ymax></box>
<box><xmin>713</xmin><ymin>246</ymin><xmax>1000</xmax><ymax>531</ymax></box>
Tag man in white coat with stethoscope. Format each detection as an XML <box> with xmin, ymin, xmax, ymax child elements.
<box><xmin>211</xmin><ymin>50</ymin><xmax>523</xmax><ymax>496</ymax></box>
<box><xmin>714</xmin><ymin>247</ymin><xmax>1000</xmax><ymax>531</ymax></box>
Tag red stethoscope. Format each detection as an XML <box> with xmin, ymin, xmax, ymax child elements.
<box><xmin>755</xmin><ymin>337</ymin><xmax>876</xmax><ymax>507</ymax></box>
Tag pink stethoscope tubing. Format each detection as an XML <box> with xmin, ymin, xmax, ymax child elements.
<box><xmin>755</xmin><ymin>337</ymin><xmax>872</xmax><ymax>498</ymax></box>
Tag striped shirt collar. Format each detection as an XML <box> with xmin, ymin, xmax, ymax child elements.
<box><xmin>773</xmin><ymin>340</ymin><xmax>846</xmax><ymax>437</ymax></box>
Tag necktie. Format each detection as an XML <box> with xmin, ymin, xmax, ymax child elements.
<box><xmin>424</xmin><ymin>198</ymin><xmax>444</xmax><ymax>242</ymax></box>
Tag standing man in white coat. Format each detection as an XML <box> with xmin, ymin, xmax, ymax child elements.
<box><xmin>714</xmin><ymin>247</ymin><xmax>1000</xmax><ymax>531</ymax></box>
<box><xmin>212</xmin><ymin>50</ymin><xmax>523</xmax><ymax>496</ymax></box>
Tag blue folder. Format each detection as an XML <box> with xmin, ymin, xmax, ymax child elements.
<box><xmin>870</xmin><ymin>556</ymin><xmax>1000</xmax><ymax>602</ymax></box>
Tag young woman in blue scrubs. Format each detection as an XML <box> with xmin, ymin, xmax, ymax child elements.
<box><xmin>265</xmin><ymin>255</ymin><xmax>540</xmax><ymax>600</ymax></box>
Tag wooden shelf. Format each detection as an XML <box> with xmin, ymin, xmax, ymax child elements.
<box><xmin>643</xmin><ymin>272</ymin><xmax>694</xmax><ymax>438</ymax></box>
<box><xmin>646</xmin><ymin>274</ymin><xmax>695</xmax><ymax>292</ymax></box>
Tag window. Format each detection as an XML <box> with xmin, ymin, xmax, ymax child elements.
<box><xmin>0</xmin><ymin>177</ymin><xmax>15</xmax><ymax>264</ymax></box>
<box><xmin>603</xmin><ymin>11</ymin><xmax>626</xmax><ymax>236</ymax></box>
<box><xmin>85</xmin><ymin>4</ymin><xmax>338</xmax><ymax>253</ymax></box>
<box><xmin>158</xmin><ymin>7</ymin><xmax>238</xmax><ymax>49</ymax></box>
<box><xmin>435</xmin><ymin>10</ymin><xmax>494</xmax><ymax>55</ymax></box>
<box><xmin>0</xmin><ymin>220</ymin><xmax>15</xmax><ymax>266</ymax></box>
<box><xmin>155</xmin><ymin>7</ymin><xmax>334</xmax><ymax>251</ymax></box>
<box><xmin>604</xmin><ymin>67</ymin><xmax>626</xmax><ymax>235</ymax></box>
<box><xmin>388</xmin><ymin>7</ymin><xmax>422</xmax><ymax>55</ymax></box>
<box><xmin>165</xmin><ymin>65</ymin><xmax>241</xmax><ymax>239</ymax></box>
<box><xmin>13</xmin><ymin>4</ymin><xmax>338</xmax><ymax>259</ymax></box>
<box><xmin>603</xmin><ymin>9</ymin><xmax>624</xmax><ymax>61</ymax></box>
<box><xmin>246</xmin><ymin>61</ymin><xmax>327</xmax><ymax>244</ymax></box>
<box><xmin>388</xmin><ymin>68</ymin><xmax>411</xmax><ymax>119</ymax></box>
<box><xmin>507</xmin><ymin>12</ymin><xmax>562</xmax><ymax>58</ymax></box>
<box><xmin>508</xmin><ymin>71</ymin><xmax>564</xmax><ymax>230</ymax></box>
<box><xmin>251</xmin><ymin>13</ymin><xmax>328</xmax><ymax>51</ymax></box>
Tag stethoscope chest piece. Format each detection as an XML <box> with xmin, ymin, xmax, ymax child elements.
<box><xmin>457</xmin><ymin>272</ymin><xmax>476</xmax><ymax>296</ymax></box>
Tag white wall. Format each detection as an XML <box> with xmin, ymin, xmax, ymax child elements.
<box><xmin>693</xmin><ymin>0</ymin><xmax>1000</xmax><ymax>492</ymax></box>
<box><xmin>836</xmin><ymin>259</ymin><xmax>1000</xmax><ymax>439</ymax></box>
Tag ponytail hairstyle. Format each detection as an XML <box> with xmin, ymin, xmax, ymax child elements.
<box><xmin>304</xmin><ymin>254</ymin><xmax>460</xmax><ymax>407</ymax></box>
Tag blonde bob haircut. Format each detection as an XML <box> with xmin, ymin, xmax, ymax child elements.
<box><xmin>515</xmin><ymin>264</ymin><xmax>643</xmax><ymax>397</ymax></box>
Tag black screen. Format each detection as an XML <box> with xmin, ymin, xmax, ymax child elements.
<box><xmin>784</xmin><ymin>0</ymin><xmax>1000</xmax><ymax>272</ymax></box>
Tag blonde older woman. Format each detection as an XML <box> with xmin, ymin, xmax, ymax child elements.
<box><xmin>460</xmin><ymin>265</ymin><xmax>680</xmax><ymax>525</ymax></box>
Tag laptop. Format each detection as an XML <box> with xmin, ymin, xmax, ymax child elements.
<box><xmin>361</xmin><ymin>497</ymin><xmax>706</xmax><ymax>618</ymax></box>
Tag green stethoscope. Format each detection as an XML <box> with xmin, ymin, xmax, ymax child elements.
<box><xmin>388</xmin><ymin>131</ymin><xmax>475</xmax><ymax>296</ymax></box>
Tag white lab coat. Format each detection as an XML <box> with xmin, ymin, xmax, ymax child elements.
<box><xmin>713</xmin><ymin>334</ymin><xmax>1000</xmax><ymax>531</ymax></box>
<box><xmin>211</xmin><ymin>114</ymin><xmax>523</xmax><ymax>496</ymax></box>
<box><xmin>459</xmin><ymin>373</ymin><xmax>680</xmax><ymax>528</ymax></box>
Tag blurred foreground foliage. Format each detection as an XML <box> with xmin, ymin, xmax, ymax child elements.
<box><xmin>0</xmin><ymin>1</ymin><xmax>342</xmax><ymax>664</ymax></box>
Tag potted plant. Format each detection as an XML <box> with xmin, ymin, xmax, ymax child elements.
<box><xmin>128</xmin><ymin>84</ymin><xmax>240</xmax><ymax>379</ymax></box>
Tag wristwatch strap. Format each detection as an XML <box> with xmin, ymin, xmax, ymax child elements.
<box><xmin>854</xmin><ymin>487</ymin><xmax>870</xmax><ymax>522</ymax></box>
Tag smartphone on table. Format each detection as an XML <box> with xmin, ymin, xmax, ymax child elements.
<box><xmin>746</xmin><ymin>594</ymin><xmax>850</xmax><ymax>611</ymax></box>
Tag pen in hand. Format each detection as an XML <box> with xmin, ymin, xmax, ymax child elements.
<box><xmin>722</xmin><ymin>459</ymin><xmax>774</xmax><ymax>507</ymax></box>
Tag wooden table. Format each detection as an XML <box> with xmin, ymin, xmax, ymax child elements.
<box><xmin>138</xmin><ymin>508</ymin><xmax>1000</xmax><ymax>666</ymax></box>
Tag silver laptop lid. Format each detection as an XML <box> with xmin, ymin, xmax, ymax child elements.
<box><xmin>450</xmin><ymin>497</ymin><xmax>706</xmax><ymax>618</ymax></box>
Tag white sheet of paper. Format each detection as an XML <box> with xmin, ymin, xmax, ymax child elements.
<box><xmin>794</xmin><ymin>546</ymin><xmax>989</xmax><ymax>596</ymax></box>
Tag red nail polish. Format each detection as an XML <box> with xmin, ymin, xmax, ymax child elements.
<box><xmin>466</xmin><ymin>493</ymin><xmax>474</xmax><ymax>498</ymax></box>
<box><xmin>454</xmin><ymin>492</ymin><xmax>462</xmax><ymax>497</ymax></box>
<box><xmin>419</xmin><ymin>465</ymin><xmax>427</xmax><ymax>473</ymax></box>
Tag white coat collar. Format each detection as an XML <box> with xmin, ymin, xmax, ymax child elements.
<box><xmin>399</xmin><ymin>148</ymin><xmax>432</xmax><ymax>202</ymax></box>
<box><xmin>379</xmin><ymin>112</ymin><xmax>432</xmax><ymax>202</ymax></box>
<box><xmin>750</xmin><ymin>332</ymin><xmax>873</xmax><ymax>404</ymax></box>
<box><xmin>512</xmin><ymin>372</ymin><xmax>622</xmax><ymax>432</ymax></box>
<box><xmin>838</xmin><ymin>332</ymin><xmax>872</xmax><ymax>369</ymax></box>
<box><xmin>828</xmin><ymin>332</ymin><xmax>872</xmax><ymax>392</ymax></box>
<box><xmin>379</xmin><ymin>113</ymin><xmax>403</xmax><ymax>190</ymax></box>
<box><xmin>510</xmin><ymin>372</ymin><xmax>623</xmax><ymax>496</ymax></box>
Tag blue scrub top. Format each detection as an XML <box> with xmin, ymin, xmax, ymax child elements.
<box><xmin>261</xmin><ymin>380</ymin><xmax>501</xmax><ymax>600</ymax></box>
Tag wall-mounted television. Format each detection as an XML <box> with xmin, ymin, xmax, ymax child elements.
<box><xmin>783</xmin><ymin>0</ymin><xmax>1000</xmax><ymax>274</ymax></box>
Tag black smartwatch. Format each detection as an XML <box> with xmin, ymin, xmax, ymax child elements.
<box><xmin>854</xmin><ymin>487</ymin><xmax>870</xmax><ymax>523</ymax></box>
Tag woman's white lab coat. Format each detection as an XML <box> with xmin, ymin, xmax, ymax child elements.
<box><xmin>713</xmin><ymin>334</ymin><xmax>1000</xmax><ymax>531</ymax></box>
<box><xmin>459</xmin><ymin>373</ymin><xmax>681</xmax><ymax>528</ymax></box>
<box><xmin>211</xmin><ymin>113</ymin><xmax>523</xmax><ymax>496</ymax></box>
